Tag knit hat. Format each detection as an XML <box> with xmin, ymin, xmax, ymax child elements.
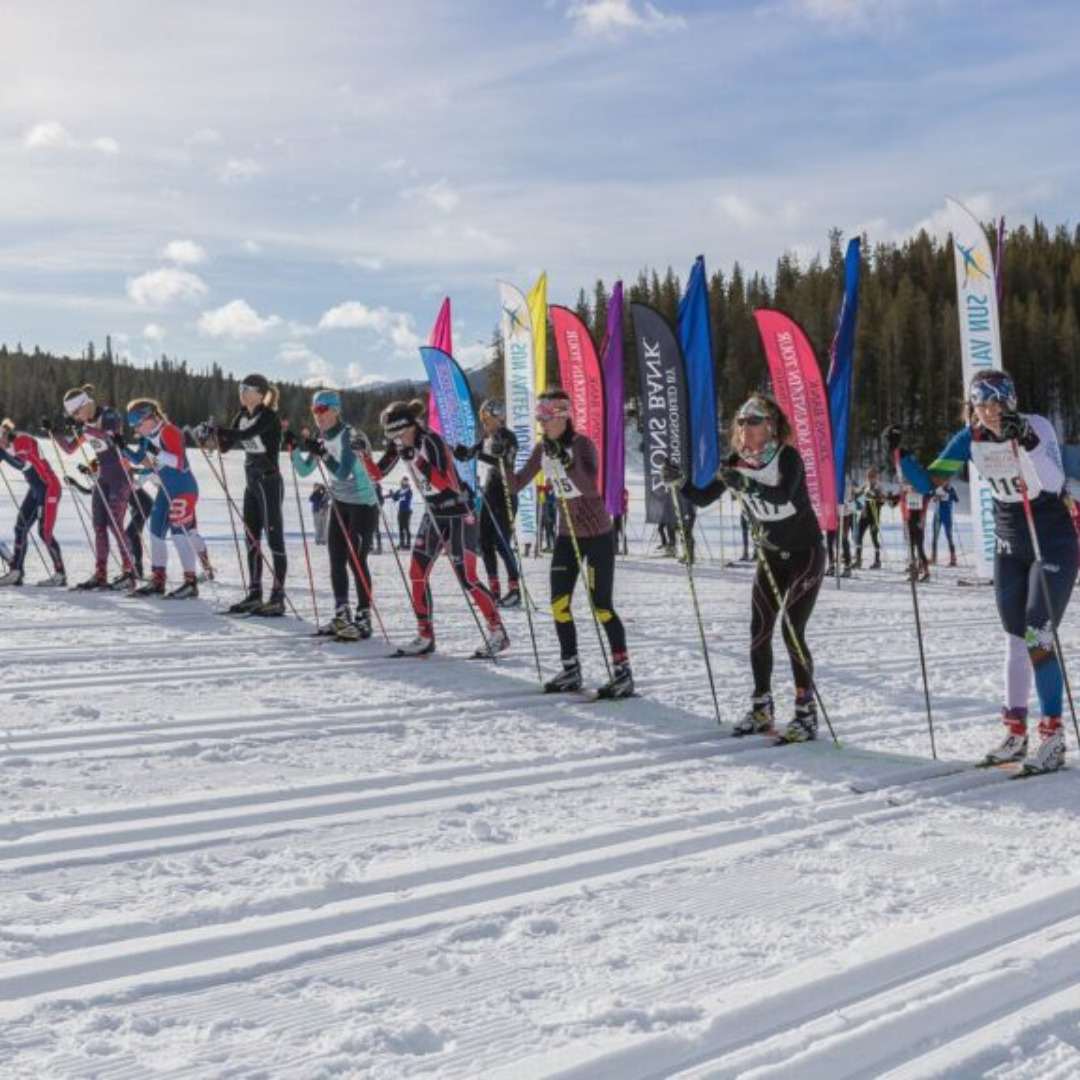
<box><xmin>479</xmin><ymin>398</ymin><xmax>506</xmax><ymax>421</ymax></box>
<box><xmin>382</xmin><ymin>403</ymin><xmax>418</xmax><ymax>437</ymax></box>
<box><xmin>311</xmin><ymin>389</ymin><xmax>342</xmax><ymax>413</ymax></box>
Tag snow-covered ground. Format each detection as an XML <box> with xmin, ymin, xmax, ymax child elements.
<box><xmin>2</xmin><ymin>450</ymin><xmax>1080</xmax><ymax>1079</ymax></box>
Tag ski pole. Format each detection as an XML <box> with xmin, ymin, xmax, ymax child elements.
<box><xmin>497</xmin><ymin>459</ymin><xmax>543</xmax><ymax>684</ymax></box>
<box><xmin>669</xmin><ymin>484</ymin><xmax>722</xmax><ymax>726</ymax></box>
<box><xmin>732</xmin><ymin>488</ymin><xmax>839</xmax><ymax>746</ymax></box>
<box><xmin>42</xmin><ymin>427</ymin><xmax>97</xmax><ymax>560</ymax></box>
<box><xmin>285</xmin><ymin>450</ymin><xmax>320</xmax><ymax>627</ymax></box>
<box><xmin>1009</xmin><ymin>439</ymin><xmax>1080</xmax><ymax>744</ymax></box>
<box><xmin>894</xmin><ymin>450</ymin><xmax>937</xmax><ymax>758</ymax></box>
<box><xmin>215</xmin><ymin>442</ymin><xmax>249</xmax><ymax>592</ymax></box>
<box><xmin>194</xmin><ymin>443</ymin><xmax>304</xmax><ymax>620</ymax></box>
<box><xmin>311</xmin><ymin>456</ymin><xmax>390</xmax><ymax>645</ymax></box>
<box><xmin>67</xmin><ymin>430</ymin><xmax>136</xmax><ymax>574</ymax></box>
<box><xmin>402</xmin><ymin>457</ymin><xmax>498</xmax><ymax>658</ymax></box>
<box><xmin>548</xmin><ymin>456</ymin><xmax>612</xmax><ymax>681</ymax></box>
<box><xmin>0</xmin><ymin>461</ymin><xmax>53</xmax><ymax>576</ymax></box>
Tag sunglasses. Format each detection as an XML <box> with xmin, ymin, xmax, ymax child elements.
<box><xmin>736</xmin><ymin>415</ymin><xmax>767</xmax><ymax>427</ymax></box>
<box><xmin>312</xmin><ymin>404</ymin><xmax>334</xmax><ymax>415</ymax></box>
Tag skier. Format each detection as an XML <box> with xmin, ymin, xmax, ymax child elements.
<box><xmin>309</xmin><ymin>484</ymin><xmax>329</xmax><ymax>545</ymax></box>
<box><xmin>389</xmin><ymin>476</ymin><xmax>413</xmax><ymax>549</ymax></box>
<box><xmin>930</xmin><ymin>481</ymin><xmax>960</xmax><ymax>566</ymax></box>
<box><xmin>890</xmin><ymin>369</ymin><xmax>1078</xmax><ymax>774</ymax></box>
<box><xmin>512</xmin><ymin>389</ymin><xmax>634</xmax><ymax>698</ymax></box>
<box><xmin>452</xmin><ymin>398</ymin><xmax>522</xmax><ymax>608</ymax></box>
<box><xmin>372</xmin><ymin>399</ymin><xmax>508</xmax><ymax>658</ymax></box>
<box><xmin>852</xmin><ymin>467</ymin><xmax>887</xmax><ymax>569</ymax></box>
<box><xmin>900</xmin><ymin>481</ymin><xmax>931</xmax><ymax>582</ymax></box>
<box><xmin>50</xmin><ymin>384</ymin><xmax>136</xmax><ymax>590</ymax></box>
<box><xmin>664</xmin><ymin>393</ymin><xmax>825</xmax><ymax>742</ymax></box>
<box><xmin>196</xmin><ymin>374</ymin><xmax>288</xmax><ymax>617</ymax></box>
<box><xmin>0</xmin><ymin>419</ymin><xmax>66</xmax><ymax>586</ymax></box>
<box><xmin>122</xmin><ymin>399</ymin><xmax>208</xmax><ymax>599</ymax></box>
<box><xmin>290</xmin><ymin>389</ymin><xmax>378</xmax><ymax>641</ymax></box>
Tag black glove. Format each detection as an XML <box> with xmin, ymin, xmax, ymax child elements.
<box><xmin>39</xmin><ymin>415</ymin><xmax>53</xmax><ymax>433</ymax></box>
<box><xmin>452</xmin><ymin>444</ymin><xmax>471</xmax><ymax>462</ymax></box>
<box><xmin>658</xmin><ymin>457</ymin><xmax>684</xmax><ymax>487</ymax></box>
<box><xmin>281</xmin><ymin>429</ymin><xmax>298</xmax><ymax>453</ymax></box>
<box><xmin>350</xmin><ymin>430</ymin><xmax>371</xmax><ymax>455</ymax></box>
<box><xmin>489</xmin><ymin>434</ymin><xmax>509</xmax><ymax>458</ymax></box>
<box><xmin>66</xmin><ymin>416</ymin><xmax>84</xmax><ymax>433</ymax></box>
<box><xmin>77</xmin><ymin>461</ymin><xmax>99</xmax><ymax>477</ymax></box>
<box><xmin>1000</xmin><ymin>412</ymin><xmax>1038</xmax><ymax>450</ymax></box>
<box><xmin>542</xmin><ymin>437</ymin><xmax>572</xmax><ymax>468</ymax></box>
<box><xmin>301</xmin><ymin>436</ymin><xmax>325</xmax><ymax>457</ymax></box>
<box><xmin>190</xmin><ymin>421</ymin><xmax>214</xmax><ymax>445</ymax></box>
<box><xmin>884</xmin><ymin>424</ymin><xmax>904</xmax><ymax>454</ymax></box>
<box><xmin>397</xmin><ymin>443</ymin><xmax>417</xmax><ymax>462</ymax></box>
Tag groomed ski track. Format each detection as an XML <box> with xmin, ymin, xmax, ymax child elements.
<box><xmin>2</xmin><ymin>462</ymin><xmax>1080</xmax><ymax>1078</ymax></box>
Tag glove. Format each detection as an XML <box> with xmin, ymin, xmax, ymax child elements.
<box><xmin>658</xmin><ymin>457</ymin><xmax>684</xmax><ymax>487</ymax></box>
<box><xmin>281</xmin><ymin>429</ymin><xmax>298</xmax><ymax>453</ymax></box>
<box><xmin>396</xmin><ymin>443</ymin><xmax>417</xmax><ymax>462</ymax></box>
<box><xmin>1000</xmin><ymin>412</ymin><xmax>1038</xmax><ymax>449</ymax></box>
<box><xmin>489</xmin><ymin>434</ymin><xmax>509</xmax><ymax>458</ymax></box>
<box><xmin>542</xmin><ymin>437</ymin><xmax>572</xmax><ymax>468</ymax></box>
<box><xmin>191</xmin><ymin>421</ymin><xmax>213</xmax><ymax>445</ymax></box>
<box><xmin>301</xmin><ymin>436</ymin><xmax>325</xmax><ymax>457</ymax></box>
<box><xmin>717</xmin><ymin>452</ymin><xmax>748</xmax><ymax>491</ymax></box>
<box><xmin>452</xmin><ymin>444</ymin><xmax>471</xmax><ymax>462</ymax></box>
<box><xmin>39</xmin><ymin>415</ymin><xmax>53</xmax><ymax>433</ymax></box>
<box><xmin>884</xmin><ymin>424</ymin><xmax>904</xmax><ymax>454</ymax></box>
<box><xmin>77</xmin><ymin>461</ymin><xmax>100</xmax><ymax>477</ymax></box>
<box><xmin>65</xmin><ymin>417</ymin><xmax>84</xmax><ymax>433</ymax></box>
<box><xmin>350</xmin><ymin>430</ymin><xmax>371</xmax><ymax>454</ymax></box>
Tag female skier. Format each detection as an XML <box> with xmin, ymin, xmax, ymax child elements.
<box><xmin>290</xmin><ymin>389</ymin><xmax>378</xmax><ymax>641</ymax></box>
<box><xmin>890</xmin><ymin>368</ymin><xmax>1078</xmax><ymax>774</ymax></box>
<box><xmin>122</xmin><ymin>399</ymin><xmax>208</xmax><ymax>599</ymax></box>
<box><xmin>51</xmin><ymin>383</ymin><xmax>136</xmax><ymax>590</ymax></box>
<box><xmin>665</xmin><ymin>393</ymin><xmax>825</xmax><ymax>741</ymax></box>
<box><xmin>0</xmin><ymin>420</ymin><xmax>66</xmax><ymax>586</ymax></box>
<box><xmin>199</xmin><ymin>374</ymin><xmax>288</xmax><ymax>616</ymax></box>
<box><xmin>372</xmin><ymin>399</ymin><xmax>508</xmax><ymax>658</ymax></box>
<box><xmin>512</xmin><ymin>389</ymin><xmax>633</xmax><ymax>698</ymax></box>
<box><xmin>453</xmin><ymin>398</ymin><xmax>521</xmax><ymax>608</ymax></box>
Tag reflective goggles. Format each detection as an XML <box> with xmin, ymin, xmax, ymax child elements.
<box><xmin>736</xmin><ymin>415</ymin><xmax>767</xmax><ymax>428</ymax></box>
<box><xmin>312</xmin><ymin>403</ymin><xmax>335</xmax><ymax>416</ymax></box>
<box><xmin>535</xmin><ymin>398</ymin><xmax>571</xmax><ymax>422</ymax></box>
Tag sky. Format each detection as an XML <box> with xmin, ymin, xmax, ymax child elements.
<box><xmin>1</xmin><ymin>0</ymin><xmax>1078</xmax><ymax>390</ymax></box>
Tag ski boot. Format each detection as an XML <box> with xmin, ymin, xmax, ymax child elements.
<box><xmin>981</xmin><ymin>707</ymin><xmax>1028</xmax><ymax>766</ymax></box>
<box><xmin>840</xmin><ymin>562</ymin><xmax>852</xmax><ymax>579</ymax></box>
<box><xmin>396</xmin><ymin>633</ymin><xmax>435</xmax><ymax>657</ymax></box>
<box><xmin>110</xmin><ymin>569</ymin><xmax>137</xmax><ymax>591</ymax></box>
<box><xmin>949</xmin><ymin>553</ymin><xmax>957</xmax><ymax>567</ymax></box>
<box><xmin>254</xmin><ymin>592</ymin><xmax>286</xmax><ymax>618</ymax></box>
<box><xmin>354</xmin><ymin>610</ymin><xmax>373</xmax><ymax>640</ymax></box>
<box><xmin>0</xmin><ymin>568</ymin><xmax>24</xmax><ymax>586</ymax></box>
<box><xmin>315</xmin><ymin>605</ymin><xmax>349</xmax><ymax>636</ymax></box>
<box><xmin>916</xmin><ymin>560</ymin><xmax>930</xmax><ymax>583</ymax></box>
<box><xmin>165</xmin><ymin>575</ymin><xmax>199</xmax><ymax>600</ymax></box>
<box><xmin>131</xmin><ymin>572</ymin><xmax>166</xmax><ymax>597</ymax></box>
<box><xmin>1020</xmin><ymin>717</ymin><xmax>1065</xmax><ymax>775</ymax></box>
<box><xmin>37</xmin><ymin>569</ymin><xmax>67</xmax><ymax>587</ymax></box>
<box><xmin>472</xmin><ymin>623</ymin><xmax>510</xmax><ymax>659</ymax></box>
<box><xmin>780</xmin><ymin>696</ymin><xmax>818</xmax><ymax>743</ymax></box>
<box><xmin>74</xmin><ymin>570</ymin><xmax>109</xmax><ymax>591</ymax></box>
<box><xmin>853</xmin><ymin>550</ymin><xmax>863</xmax><ymax>570</ymax></box>
<box><xmin>732</xmin><ymin>694</ymin><xmax>774</xmax><ymax>736</ymax></box>
<box><xmin>597</xmin><ymin>659</ymin><xmax>635</xmax><ymax>699</ymax></box>
<box><xmin>544</xmin><ymin>658</ymin><xmax>583</xmax><ymax>694</ymax></box>
<box><xmin>870</xmin><ymin>552</ymin><xmax>882</xmax><ymax>570</ymax></box>
<box><xmin>229</xmin><ymin>590</ymin><xmax>264</xmax><ymax>615</ymax></box>
<box><xmin>198</xmin><ymin>552</ymin><xmax>215</xmax><ymax>582</ymax></box>
<box><xmin>499</xmin><ymin>587</ymin><xmax>522</xmax><ymax>610</ymax></box>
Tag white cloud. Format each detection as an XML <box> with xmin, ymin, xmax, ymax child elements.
<box><xmin>126</xmin><ymin>268</ymin><xmax>209</xmax><ymax>308</ymax></box>
<box><xmin>198</xmin><ymin>299</ymin><xmax>281</xmax><ymax>338</ymax></box>
<box><xmin>162</xmin><ymin>239</ymin><xmax>207</xmax><ymax>266</ymax></box>
<box><xmin>346</xmin><ymin>363</ymin><xmax>388</xmax><ymax>388</ymax></box>
<box><xmin>143</xmin><ymin>323</ymin><xmax>166</xmax><ymax>342</ymax></box>
<box><xmin>714</xmin><ymin>193</ymin><xmax>763</xmax><ymax>228</ymax></box>
<box><xmin>318</xmin><ymin>301</ymin><xmax>422</xmax><ymax>357</ymax></box>
<box><xmin>402</xmin><ymin>178</ymin><xmax>460</xmax><ymax>212</ymax></box>
<box><xmin>277</xmin><ymin>341</ymin><xmax>336</xmax><ymax>387</ymax></box>
<box><xmin>23</xmin><ymin>121</ymin><xmax>119</xmax><ymax>154</ymax></box>
<box><xmin>218</xmin><ymin>158</ymin><xmax>263</xmax><ymax>185</ymax></box>
<box><xmin>566</xmin><ymin>0</ymin><xmax>686</xmax><ymax>37</ymax></box>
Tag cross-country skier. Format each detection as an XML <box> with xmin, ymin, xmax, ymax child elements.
<box><xmin>899</xmin><ymin>481</ymin><xmax>931</xmax><ymax>582</ymax></box>
<box><xmin>0</xmin><ymin>420</ymin><xmax>66</xmax><ymax>586</ymax></box>
<box><xmin>930</xmin><ymin>481</ymin><xmax>960</xmax><ymax>566</ymax></box>
<box><xmin>664</xmin><ymin>393</ymin><xmax>825</xmax><ymax>741</ymax></box>
<box><xmin>121</xmin><ymin>399</ymin><xmax>208</xmax><ymax>599</ymax></box>
<box><xmin>389</xmin><ymin>476</ymin><xmax>413</xmax><ymax>549</ymax></box>
<box><xmin>512</xmin><ymin>389</ymin><xmax>633</xmax><ymax>698</ymax></box>
<box><xmin>289</xmin><ymin>389</ymin><xmax>378</xmax><ymax>641</ymax></box>
<box><xmin>452</xmin><ymin>398</ymin><xmax>522</xmax><ymax>608</ymax></box>
<box><xmin>51</xmin><ymin>383</ymin><xmax>136</xmax><ymax>590</ymax></box>
<box><xmin>196</xmin><ymin>374</ymin><xmax>288</xmax><ymax>617</ymax></box>
<box><xmin>371</xmin><ymin>399</ymin><xmax>508</xmax><ymax>658</ymax></box>
<box><xmin>890</xmin><ymin>368</ymin><xmax>1078</xmax><ymax>774</ymax></box>
<box><xmin>852</xmin><ymin>467</ymin><xmax>888</xmax><ymax>569</ymax></box>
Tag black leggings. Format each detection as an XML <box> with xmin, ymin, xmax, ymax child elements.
<box><xmin>905</xmin><ymin>510</ymin><xmax>928</xmax><ymax>567</ymax></box>
<box><xmin>126</xmin><ymin>488</ymin><xmax>154</xmax><ymax>576</ymax></box>
<box><xmin>244</xmin><ymin>469</ymin><xmax>287</xmax><ymax>594</ymax></box>
<box><xmin>328</xmin><ymin>500</ymin><xmax>377</xmax><ymax>612</ymax></box>
<box><xmin>550</xmin><ymin>532</ymin><xmax>627</xmax><ymax>663</ymax></box>
<box><xmin>480</xmin><ymin>493</ymin><xmax>519</xmax><ymax>589</ymax></box>
<box><xmin>750</xmin><ymin>544</ymin><xmax>824</xmax><ymax>697</ymax></box>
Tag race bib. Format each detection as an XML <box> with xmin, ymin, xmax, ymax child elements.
<box><xmin>972</xmin><ymin>442</ymin><xmax>1033</xmax><ymax>504</ymax></box>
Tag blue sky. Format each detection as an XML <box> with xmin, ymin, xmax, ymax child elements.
<box><xmin>1</xmin><ymin>0</ymin><xmax>1078</xmax><ymax>390</ymax></box>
